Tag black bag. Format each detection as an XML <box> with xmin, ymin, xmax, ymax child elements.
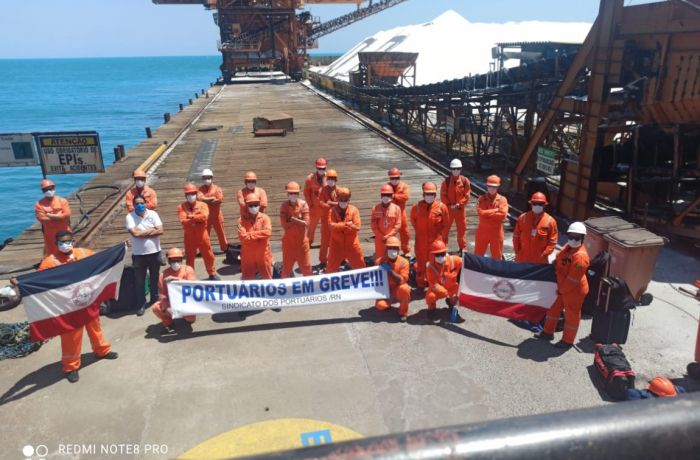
<box><xmin>272</xmin><ymin>261</ymin><xmax>283</xmax><ymax>279</ymax></box>
<box><xmin>408</xmin><ymin>257</ymin><xmax>417</xmax><ymax>286</ymax></box>
<box><xmin>108</xmin><ymin>265</ymin><xmax>138</xmax><ymax>313</ymax></box>
<box><xmin>364</xmin><ymin>255</ymin><xmax>375</xmax><ymax>267</ymax></box>
<box><xmin>223</xmin><ymin>243</ymin><xmax>241</xmax><ymax>265</ymax></box>
<box><xmin>594</xmin><ymin>343</ymin><xmax>636</xmax><ymax>400</ymax></box>
<box><xmin>596</xmin><ymin>276</ymin><xmax>637</xmax><ymax>313</ymax></box>
<box><xmin>591</xmin><ymin>307</ymin><xmax>632</xmax><ymax>344</ymax></box>
<box><xmin>582</xmin><ymin>251</ymin><xmax>610</xmax><ymax>315</ymax></box>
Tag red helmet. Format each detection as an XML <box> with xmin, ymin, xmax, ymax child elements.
<box><xmin>336</xmin><ymin>187</ymin><xmax>351</xmax><ymax>200</ymax></box>
<box><xmin>430</xmin><ymin>240</ymin><xmax>448</xmax><ymax>254</ymax></box>
<box><xmin>40</xmin><ymin>179</ymin><xmax>55</xmax><ymax>189</ymax></box>
<box><xmin>166</xmin><ymin>248</ymin><xmax>184</xmax><ymax>259</ymax></box>
<box><xmin>529</xmin><ymin>192</ymin><xmax>548</xmax><ymax>204</ymax></box>
<box><xmin>315</xmin><ymin>158</ymin><xmax>327</xmax><ymax>168</ymax></box>
<box><xmin>285</xmin><ymin>181</ymin><xmax>301</xmax><ymax>193</ymax></box>
<box><xmin>647</xmin><ymin>376</ymin><xmax>677</xmax><ymax>397</ymax></box>
<box><xmin>133</xmin><ymin>169</ymin><xmax>147</xmax><ymax>179</ymax></box>
<box><xmin>380</xmin><ymin>184</ymin><xmax>394</xmax><ymax>195</ymax></box>
<box><xmin>244</xmin><ymin>193</ymin><xmax>261</xmax><ymax>205</ymax></box>
<box><xmin>486</xmin><ymin>175</ymin><xmax>501</xmax><ymax>187</ymax></box>
<box><xmin>422</xmin><ymin>182</ymin><xmax>438</xmax><ymax>194</ymax></box>
<box><xmin>244</xmin><ymin>171</ymin><xmax>257</xmax><ymax>181</ymax></box>
<box><xmin>386</xmin><ymin>237</ymin><xmax>401</xmax><ymax>248</ymax></box>
<box><xmin>326</xmin><ymin>169</ymin><xmax>338</xmax><ymax>179</ymax></box>
<box><xmin>183</xmin><ymin>183</ymin><xmax>198</xmax><ymax>194</ymax></box>
<box><xmin>388</xmin><ymin>167</ymin><xmax>401</xmax><ymax>178</ymax></box>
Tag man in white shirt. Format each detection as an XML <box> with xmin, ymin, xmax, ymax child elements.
<box><xmin>126</xmin><ymin>196</ymin><xmax>164</xmax><ymax>316</ymax></box>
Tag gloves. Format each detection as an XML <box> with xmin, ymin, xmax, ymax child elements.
<box><xmin>379</xmin><ymin>262</ymin><xmax>392</xmax><ymax>272</ymax></box>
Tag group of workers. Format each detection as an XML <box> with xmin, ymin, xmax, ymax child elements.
<box><xmin>32</xmin><ymin>156</ymin><xmax>593</xmax><ymax>382</ymax></box>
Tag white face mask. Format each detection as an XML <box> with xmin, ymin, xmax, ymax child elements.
<box><xmin>57</xmin><ymin>241</ymin><xmax>73</xmax><ymax>254</ymax></box>
<box><xmin>568</xmin><ymin>239</ymin><xmax>582</xmax><ymax>248</ymax></box>
<box><xmin>186</xmin><ymin>194</ymin><xmax>197</xmax><ymax>203</ymax></box>
<box><xmin>488</xmin><ymin>186</ymin><xmax>498</xmax><ymax>195</ymax></box>
<box><xmin>248</xmin><ymin>205</ymin><xmax>260</xmax><ymax>215</ymax></box>
<box><xmin>203</xmin><ymin>178</ymin><xmax>212</xmax><ymax>186</ymax></box>
<box><xmin>435</xmin><ymin>255</ymin><xmax>446</xmax><ymax>264</ymax></box>
<box><xmin>338</xmin><ymin>201</ymin><xmax>348</xmax><ymax>209</ymax></box>
<box><xmin>170</xmin><ymin>262</ymin><xmax>181</xmax><ymax>272</ymax></box>
<box><xmin>387</xmin><ymin>249</ymin><xmax>399</xmax><ymax>260</ymax></box>
<box><xmin>532</xmin><ymin>205</ymin><xmax>544</xmax><ymax>214</ymax></box>
<box><xmin>317</xmin><ymin>169</ymin><xmax>326</xmax><ymax>176</ymax></box>
<box><xmin>389</xmin><ymin>179</ymin><xmax>399</xmax><ymax>186</ymax></box>
<box><xmin>288</xmin><ymin>194</ymin><xmax>298</xmax><ymax>203</ymax></box>
<box><xmin>246</xmin><ymin>182</ymin><xmax>256</xmax><ymax>190</ymax></box>
<box><xmin>327</xmin><ymin>179</ymin><xmax>336</xmax><ymax>187</ymax></box>
<box><xmin>424</xmin><ymin>195</ymin><xmax>435</xmax><ymax>204</ymax></box>
<box><xmin>381</xmin><ymin>196</ymin><xmax>392</xmax><ymax>205</ymax></box>
<box><xmin>135</xmin><ymin>180</ymin><xmax>145</xmax><ymax>188</ymax></box>
<box><xmin>44</xmin><ymin>190</ymin><xmax>55</xmax><ymax>199</ymax></box>
<box><xmin>452</xmin><ymin>169</ymin><xmax>461</xmax><ymax>177</ymax></box>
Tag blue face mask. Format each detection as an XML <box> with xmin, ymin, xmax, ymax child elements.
<box><xmin>135</xmin><ymin>203</ymin><xmax>147</xmax><ymax>214</ymax></box>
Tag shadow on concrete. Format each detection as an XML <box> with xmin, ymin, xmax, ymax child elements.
<box><xmin>575</xmin><ymin>336</ymin><xmax>598</xmax><ymax>354</ymax></box>
<box><xmin>0</xmin><ymin>354</ymin><xmax>99</xmax><ymax>406</ymax></box>
<box><xmin>358</xmin><ymin>306</ymin><xmax>401</xmax><ymax>324</ymax></box>
<box><xmin>211</xmin><ymin>310</ymin><xmax>266</xmax><ymax>323</ymax></box>
<box><xmin>216</xmin><ymin>265</ymin><xmax>240</xmax><ymax>277</ymax></box>
<box><xmin>517</xmin><ymin>338</ymin><xmax>569</xmax><ymax>362</ymax></box>
<box><xmin>439</xmin><ymin>321</ymin><xmax>519</xmax><ymax>349</ymax></box>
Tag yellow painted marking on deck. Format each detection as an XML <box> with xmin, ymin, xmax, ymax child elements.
<box><xmin>179</xmin><ymin>418</ymin><xmax>363</xmax><ymax>459</ymax></box>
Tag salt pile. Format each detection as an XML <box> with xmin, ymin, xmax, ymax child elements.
<box><xmin>317</xmin><ymin>10</ymin><xmax>592</xmax><ymax>86</ymax></box>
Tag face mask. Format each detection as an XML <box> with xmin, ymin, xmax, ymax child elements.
<box><xmin>58</xmin><ymin>241</ymin><xmax>73</xmax><ymax>254</ymax></box>
<box><xmin>135</xmin><ymin>180</ymin><xmax>145</xmax><ymax>188</ymax></box>
<box><xmin>532</xmin><ymin>205</ymin><xmax>544</xmax><ymax>214</ymax></box>
<box><xmin>203</xmin><ymin>179</ymin><xmax>212</xmax><ymax>186</ymax></box>
<box><xmin>327</xmin><ymin>180</ymin><xmax>336</xmax><ymax>187</ymax></box>
<box><xmin>288</xmin><ymin>194</ymin><xmax>298</xmax><ymax>203</ymax></box>
<box><xmin>135</xmin><ymin>203</ymin><xmax>147</xmax><ymax>214</ymax></box>
<box><xmin>387</xmin><ymin>249</ymin><xmax>399</xmax><ymax>260</ymax></box>
<box><xmin>170</xmin><ymin>262</ymin><xmax>181</xmax><ymax>272</ymax></box>
<box><xmin>452</xmin><ymin>169</ymin><xmax>461</xmax><ymax>177</ymax></box>
<box><xmin>338</xmin><ymin>201</ymin><xmax>348</xmax><ymax>209</ymax></box>
<box><xmin>389</xmin><ymin>179</ymin><xmax>399</xmax><ymax>186</ymax></box>
<box><xmin>435</xmin><ymin>255</ymin><xmax>446</xmax><ymax>264</ymax></box>
<box><xmin>246</xmin><ymin>182</ymin><xmax>256</xmax><ymax>190</ymax></box>
<box><xmin>568</xmin><ymin>239</ymin><xmax>582</xmax><ymax>248</ymax></box>
<box><xmin>186</xmin><ymin>194</ymin><xmax>197</xmax><ymax>203</ymax></box>
<box><xmin>248</xmin><ymin>205</ymin><xmax>260</xmax><ymax>215</ymax></box>
<box><xmin>44</xmin><ymin>190</ymin><xmax>55</xmax><ymax>199</ymax></box>
<box><xmin>381</xmin><ymin>196</ymin><xmax>392</xmax><ymax>205</ymax></box>
<box><xmin>317</xmin><ymin>169</ymin><xmax>326</xmax><ymax>176</ymax></box>
<box><xmin>424</xmin><ymin>195</ymin><xmax>435</xmax><ymax>204</ymax></box>
<box><xmin>488</xmin><ymin>186</ymin><xmax>498</xmax><ymax>195</ymax></box>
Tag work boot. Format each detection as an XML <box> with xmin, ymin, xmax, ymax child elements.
<box><xmin>534</xmin><ymin>332</ymin><xmax>554</xmax><ymax>341</ymax></box>
<box><xmin>161</xmin><ymin>325</ymin><xmax>175</xmax><ymax>335</ymax></box>
<box><xmin>136</xmin><ymin>302</ymin><xmax>147</xmax><ymax>317</ymax></box>
<box><xmin>554</xmin><ymin>340</ymin><xmax>573</xmax><ymax>350</ymax></box>
<box><xmin>207</xmin><ymin>274</ymin><xmax>221</xmax><ymax>281</ymax></box>
<box><xmin>98</xmin><ymin>351</ymin><xmax>119</xmax><ymax>360</ymax></box>
<box><xmin>65</xmin><ymin>370</ymin><xmax>79</xmax><ymax>383</ymax></box>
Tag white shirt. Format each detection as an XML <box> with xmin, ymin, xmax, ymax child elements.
<box><xmin>125</xmin><ymin>209</ymin><xmax>162</xmax><ymax>256</ymax></box>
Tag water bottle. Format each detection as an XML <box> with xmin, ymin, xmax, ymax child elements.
<box><xmin>451</xmin><ymin>306</ymin><xmax>458</xmax><ymax>322</ymax></box>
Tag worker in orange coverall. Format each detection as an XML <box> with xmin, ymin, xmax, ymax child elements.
<box><xmin>237</xmin><ymin>171</ymin><xmax>268</xmax><ymax>217</ymax></box>
<box><xmin>513</xmin><ymin>192</ymin><xmax>558</xmax><ymax>264</ymax></box>
<box><xmin>35</xmin><ymin>179</ymin><xmax>72</xmax><ymax>256</ymax></box>
<box><xmin>178</xmin><ymin>183</ymin><xmax>219</xmax><ymax>280</ymax></box>
<box><xmin>440</xmin><ymin>158</ymin><xmax>471</xmax><ymax>252</ymax></box>
<box><xmin>318</xmin><ymin>169</ymin><xmax>339</xmax><ymax>268</ymax></box>
<box><xmin>425</xmin><ymin>240</ymin><xmax>462</xmax><ymax>322</ymax></box>
<box><xmin>35</xmin><ymin>230</ymin><xmax>118</xmax><ymax>383</ymax></box>
<box><xmin>151</xmin><ymin>247</ymin><xmax>196</xmax><ymax>335</ymax></box>
<box><xmin>304</xmin><ymin>157</ymin><xmax>327</xmax><ymax>247</ymax></box>
<box><xmin>238</xmin><ymin>193</ymin><xmax>273</xmax><ymax>279</ymax></box>
<box><xmin>387</xmin><ymin>167</ymin><xmax>411</xmax><ymax>255</ymax></box>
<box><xmin>536</xmin><ymin>222</ymin><xmax>590</xmax><ymax>350</ymax></box>
<box><xmin>280</xmin><ymin>181</ymin><xmax>312</xmax><ymax>277</ymax></box>
<box><xmin>375</xmin><ymin>237</ymin><xmax>411</xmax><ymax>321</ymax></box>
<box><xmin>475</xmin><ymin>175</ymin><xmax>509</xmax><ymax>260</ymax></box>
<box><xmin>326</xmin><ymin>187</ymin><xmax>366</xmax><ymax>273</ymax></box>
<box><xmin>198</xmin><ymin>168</ymin><xmax>228</xmax><ymax>253</ymax></box>
<box><xmin>410</xmin><ymin>182</ymin><xmax>449</xmax><ymax>289</ymax></box>
<box><xmin>371</xmin><ymin>184</ymin><xmax>402</xmax><ymax>260</ymax></box>
<box><xmin>125</xmin><ymin>169</ymin><xmax>158</xmax><ymax>212</ymax></box>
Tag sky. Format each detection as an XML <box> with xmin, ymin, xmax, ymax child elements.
<box><xmin>0</xmin><ymin>0</ymin><xmax>612</xmax><ymax>59</ymax></box>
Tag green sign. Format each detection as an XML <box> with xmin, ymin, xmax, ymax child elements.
<box><xmin>536</xmin><ymin>146</ymin><xmax>558</xmax><ymax>175</ymax></box>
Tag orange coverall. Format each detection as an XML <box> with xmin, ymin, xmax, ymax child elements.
<box><xmin>543</xmin><ymin>244</ymin><xmax>590</xmax><ymax>344</ymax></box>
<box><xmin>38</xmin><ymin>248</ymin><xmax>111</xmax><ymax>373</ymax></box>
<box><xmin>318</xmin><ymin>184</ymin><xmax>338</xmax><ymax>265</ymax></box>
<box><xmin>125</xmin><ymin>185</ymin><xmax>158</xmax><ymax>212</ymax></box>
<box><xmin>475</xmin><ymin>193</ymin><xmax>509</xmax><ymax>260</ymax></box>
<box><xmin>512</xmin><ymin>211</ymin><xmax>558</xmax><ymax>264</ymax></box>
<box><xmin>304</xmin><ymin>172</ymin><xmax>326</xmax><ymax>245</ymax></box>
<box><xmin>370</xmin><ymin>202</ymin><xmax>402</xmax><ymax>260</ymax></box>
<box><xmin>440</xmin><ymin>175</ymin><xmax>471</xmax><ymax>251</ymax></box>
<box><xmin>35</xmin><ymin>196</ymin><xmax>72</xmax><ymax>256</ymax></box>
<box><xmin>410</xmin><ymin>200</ymin><xmax>449</xmax><ymax>288</ymax></box>
<box><xmin>375</xmin><ymin>255</ymin><xmax>411</xmax><ymax>316</ymax></box>
<box><xmin>326</xmin><ymin>205</ymin><xmax>366</xmax><ymax>273</ymax></box>
<box><xmin>425</xmin><ymin>255</ymin><xmax>462</xmax><ymax>310</ymax></box>
<box><xmin>280</xmin><ymin>199</ymin><xmax>312</xmax><ymax>277</ymax></box>
<box><xmin>177</xmin><ymin>201</ymin><xmax>216</xmax><ymax>276</ymax></box>
<box><xmin>237</xmin><ymin>186</ymin><xmax>268</xmax><ymax>216</ymax></box>
<box><xmin>199</xmin><ymin>183</ymin><xmax>228</xmax><ymax>252</ymax></box>
<box><xmin>151</xmin><ymin>264</ymin><xmax>196</xmax><ymax>326</ymax></box>
<box><xmin>389</xmin><ymin>181</ymin><xmax>411</xmax><ymax>254</ymax></box>
<box><xmin>238</xmin><ymin>212</ymin><xmax>273</xmax><ymax>279</ymax></box>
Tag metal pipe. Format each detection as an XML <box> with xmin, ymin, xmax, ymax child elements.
<box><xmin>250</xmin><ymin>393</ymin><xmax>700</xmax><ymax>460</ymax></box>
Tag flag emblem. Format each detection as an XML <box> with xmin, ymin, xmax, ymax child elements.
<box><xmin>492</xmin><ymin>279</ymin><xmax>515</xmax><ymax>300</ymax></box>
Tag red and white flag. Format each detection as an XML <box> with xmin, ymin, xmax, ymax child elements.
<box><xmin>17</xmin><ymin>244</ymin><xmax>126</xmax><ymax>342</ymax></box>
<box><xmin>459</xmin><ymin>253</ymin><xmax>557</xmax><ymax>322</ymax></box>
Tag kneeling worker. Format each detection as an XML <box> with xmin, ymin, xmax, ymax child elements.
<box><xmin>375</xmin><ymin>237</ymin><xmax>411</xmax><ymax>321</ymax></box>
<box><xmin>425</xmin><ymin>240</ymin><xmax>462</xmax><ymax>322</ymax></box>
<box><xmin>151</xmin><ymin>247</ymin><xmax>196</xmax><ymax>335</ymax></box>
<box><xmin>536</xmin><ymin>222</ymin><xmax>590</xmax><ymax>349</ymax></box>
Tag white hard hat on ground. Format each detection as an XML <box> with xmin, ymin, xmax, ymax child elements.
<box><xmin>450</xmin><ymin>159</ymin><xmax>463</xmax><ymax>169</ymax></box>
<box><xmin>567</xmin><ymin>222</ymin><xmax>587</xmax><ymax>235</ymax></box>
<box><xmin>202</xmin><ymin>168</ymin><xmax>213</xmax><ymax>177</ymax></box>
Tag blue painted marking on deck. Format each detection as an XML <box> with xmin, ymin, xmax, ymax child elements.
<box><xmin>300</xmin><ymin>429</ymin><xmax>332</xmax><ymax>447</ymax></box>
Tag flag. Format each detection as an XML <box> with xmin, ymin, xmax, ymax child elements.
<box><xmin>459</xmin><ymin>253</ymin><xmax>557</xmax><ymax>322</ymax></box>
<box><xmin>17</xmin><ymin>244</ymin><xmax>126</xmax><ymax>342</ymax></box>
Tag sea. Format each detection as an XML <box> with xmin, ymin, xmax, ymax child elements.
<box><xmin>0</xmin><ymin>56</ymin><xmax>222</xmax><ymax>242</ymax></box>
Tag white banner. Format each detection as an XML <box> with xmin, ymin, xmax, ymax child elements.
<box><xmin>168</xmin><ymin>266</ymin><xmax>390</xmax><ymax>317</ymax></box>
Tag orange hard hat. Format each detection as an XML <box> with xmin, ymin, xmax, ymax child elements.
<box><xmin>183</xmin><ymin>183</ymin><xmax>198</xmax><ymax>194</ymax></box>
<box><xmin>166</xmin><ymin>248</ymin><xmax>184</xmax><ymax>259</ymax></box>
<box><xmin>315</xmin><ymin>158</ymin><xmax>327</xmax><ymax>168</ymax></box>
<box><xmin>422</xmin><ymin>182</ymin><xmax>438</xmax><ymax>194</ymax></box>
<box><xmin>388</xmin><ymin>167</ymin><xmax>401</xmax><ymax>178</ymax></box>
<box><xmin>244</xmin><ymin>171</ymin><xmax>257</xmax><ymax>181</ymax></box>
<box><xmin>647</xmin><ymin>376</ymin><xmax>677</xmax><ymax>397</ymax></box>
<box><xmin>285</xmin><ymin>181</ymin><xmax>301</xmax><ymax>193</ymax></box>
<box><xmin>336</xmin><ymin>187</ymin><xmax>351</xmax><ymax>200</ymax></box>
<box><xmin>380</xmin><ymin>184</ymin><xmax>394</xmax><ymax>195</ymax></box>
<box><xmin>40</xmin><ymin>179</ymin><xmax>55</xmax><ymax>189</ymax></box>
<box><xmin>386</xmin><ymin>236</ymin><xmax>401</xmax><ymax>248</ymax></box>
<box><xmin>486</xmin><ymin>175</ymin><xmax>501</xmax><ymax>187</ymax></box>
<box><xmin>529</xmin><ymin>192</ymin><xmax>548</xmax><ymax>204</ymax></box>
<box><xmin>133</xmin><ymin>169</ymin><xmax>147</xmax><ymax>179</ymax></box>
<box><xmin>244</xmin><ymin>193</ymin><xmax>261</xmax><ymax>204</ymax></box>
<box><xmin>430</xmin><ymin>240</ymin><xmax>448</xmax><ymax>254</ymax></box>
<box><xmin>326</xmin><ymin>169</ymin><xmax>338</xmax><ymax>179</ymax></box>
